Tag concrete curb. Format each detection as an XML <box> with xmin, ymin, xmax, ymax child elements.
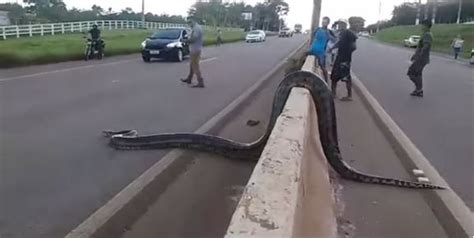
<box><xmin>225</xmin><ymin>57</ymin><xmax>337</xmax><ymax>238</ymax></box>
<box><xmin>65</xmin><ymin>39</ymin><xmax>309</xmax><ymax>238</ymax></box>
<box><xmin>352</xmin><ymin>74</ymin><xmax>474</xmax><ymax>238</ymax></box>
<box><xmin>225</xmin><ymin>88</ymin><xmax>337</xmax><ymax>238</ymax></box>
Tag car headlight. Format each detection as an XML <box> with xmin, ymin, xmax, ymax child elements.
<box><xmin>141</xmin><ymin>40</ymin><xmax>147</xmax><ymax>49</ymax></box>
<box><xmin>166</xmin><ymin>42</ymin><xmax>181</xmax><ymax>48</ymax></box>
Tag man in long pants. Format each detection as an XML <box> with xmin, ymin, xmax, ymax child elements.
<box><xmin>407</xmin><ymin>19</ymin><xmax>432</xmax><ymax>97</ymax></box>
<box><xmin>181</xmin><ymin>18</ymin><xmax>205</xmax><ymax>88</ymax></box>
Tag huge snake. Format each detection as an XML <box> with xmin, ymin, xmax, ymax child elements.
<box><xmin>103</xmin><ymin>70</ymin><xmax>444</xmax><ymax>189</ymax></box>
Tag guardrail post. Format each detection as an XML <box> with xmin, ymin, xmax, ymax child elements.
<box><xmin>51</xmin><ymin>24</ymin><xmax>55</xmax><ymax>35</ymax></box>
<box><xmin>109</xmin><ymin>21</ymin><xmax>112</xmax><ymax>30</ymax></box>
<box><xmin>40</xmin><ymin>24</ymin><xmax>44</xmax><ymax>36</ymax></box>
<box><xmin>29</xmin><ymin>25</ymin><xmax>33</xmax><ymax>37</ymax></box>
<box><xmin>61</xmin><ymin>23</ymin><xmax>65</xmax><ymax>34</ymax></box>
<box><xmin>2</xmin><ymin>27</ymin><xmax>6</xmax><ymax>40</ymax></box>
<box><xmin>15</xmin><ymin>26</ymin><xmax>19</xmax><ymax>38</ymax></box>
<box><xmin>87</xmin><ymin>21</ymin><xmax>90</xmax><ymax>30</ymax></box>
<box><xmin>72</xmin><ymin>23</ymin><xmax>75</xmax><ymax>32</ymax></box>
<box><xmin>115</xmin><ymin>21</ymin><xmax>118</xmax><ymax>29</ymax></box>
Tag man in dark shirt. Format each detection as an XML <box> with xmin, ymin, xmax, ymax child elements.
<box><xmin>329</xmin><ymin>19</ymin><xmax>357</xmax><ymax>101</ymax></box>
<box><xmin>407</xmin><ymin>19</ymin><xmax>432</xmax><ymax>97</ymax></box>
<box><xmin>88</xmin><ymin>24</ymin><xmax>102</xmax><ymax>53</ymax></box>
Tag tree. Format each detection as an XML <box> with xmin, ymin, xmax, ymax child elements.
<box><xmin>91</xmin><ymin>4</ymin><xmax>104</xmax><ymax>17</ymax></box>
<box><xmin>348</xmin><ymin>16</ymin><xmax>365</xmax><ymax>32</ymax></box>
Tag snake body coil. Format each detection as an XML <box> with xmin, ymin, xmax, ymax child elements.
<box><xmin>104</xmin><ymin>71</ymin><xmax>444</xmax><ymax>189</ymax></box>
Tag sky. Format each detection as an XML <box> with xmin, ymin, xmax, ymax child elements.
<box><xmin>1</xmin><ymin>0</ymin><xmax>424</xmax><ymax>28</ymax></box>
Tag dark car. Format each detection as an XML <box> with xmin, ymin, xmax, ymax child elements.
<box><xmin>141</xmin><ymin>28</ymin><xmax>190</xmax><ymax>62</ymax></box>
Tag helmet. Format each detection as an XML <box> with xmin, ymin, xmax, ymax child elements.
<box><xmin>92</xmin><ymin>24</ymin><xmax>98</xmax><ymax>29</ymax></box>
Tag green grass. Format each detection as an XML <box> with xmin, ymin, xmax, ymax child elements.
<box><xmin>376</xmin><ymin>24</ymin><xmax>473</xmax><ymax>58</ymax></box>
<box><xmin>0</xmin><ymin>29</ymin><xmax>245</xmax><ymax>68</ymax></box>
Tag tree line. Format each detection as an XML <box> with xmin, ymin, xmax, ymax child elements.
<box><xmin>188</xmin><ymin>0</ymin><xmax>289</xmax><ymax>31</ymax></box>
<box><xmin>0</xmin><ymin>0</ymin><xmax>186</xmax><ymax>25</ymax></box>
<box><xmin>366</xmin><ymin>0</ymin><xmax>474</xmax><ymax>32</ymax></box>
<box><xmin>0</xmin><ymin>0</ymin><xmax>290</xmax><ymax>32</ymax></box>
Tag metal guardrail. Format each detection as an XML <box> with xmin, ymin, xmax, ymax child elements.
<box><xmin>0</xmin><ymin>20</ymin><xmax>242</xmax><ymax>40</ymax></box>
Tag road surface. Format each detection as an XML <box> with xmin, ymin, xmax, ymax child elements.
<box><xmin>352</xmin><ymin>38</ymin><xmax>473</xmax><ymax>210</ymax></box>
<box><xmin>0</xmin><ymin>35</ymin><xmax>306</xmax><ymax>238</ymax></box>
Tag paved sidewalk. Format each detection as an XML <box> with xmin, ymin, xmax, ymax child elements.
<box><xmin>333</xmin><ymin>86</ymin><xmax>449</xmax><ymax>238</ymax></box>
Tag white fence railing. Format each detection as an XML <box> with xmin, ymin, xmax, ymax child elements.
<box><xmin>0</xmin><ymin>20</ymin><xmax>240</xmax><ymax>40</ymax></box>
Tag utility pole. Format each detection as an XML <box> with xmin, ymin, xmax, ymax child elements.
<box><xmin>311</xmin><ymin>0</ymin><xmax>322</xmax><ymax>36</ymax></box>
<box><xmin>431</xmin><ymin>0</ymin><xmax>437</xmax><ymax>25</ymax></box>
<box><xmin>456</xmin><ymin>0</ymin><xmax>462</xmax><ymax>24</ymax></box>
<box><xmin>416</xmin><ymin>0</ymin><xmax>421</xmax><ymax>25</ymax></box>
<box><xmin>141</xmin><ymin>0</ymin><xmax>146</xmax><ymax>28</ymax></box>
<box><xmin>376</xmin><ymin>0</ymin><xmax>382</xmax><ymax>32</ymax></box>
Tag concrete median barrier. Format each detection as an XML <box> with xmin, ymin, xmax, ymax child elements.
<box><xmin>225</xmin><ymin>56</ymin><xmax>337</xmax><ymax>238</ymax></box>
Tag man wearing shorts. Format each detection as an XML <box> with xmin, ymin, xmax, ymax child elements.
<box><xmin>329</xmin><ymin>19</ymin><xmax>357</xmax><ymax>101</ymax></box>
<box><xmin>181</xmin><ymin>18</ymin><xmax>205</xmax><ymax>88</ymax></box>
<box><xmin>309</xmin><ymin>16</ymin><xmax>335</xmax><ymax>82</ymax></box>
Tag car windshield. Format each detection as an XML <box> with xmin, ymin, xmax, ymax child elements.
<box><xmin>248</xmin><ymin>31</ymin><xmax>260</xmax><ymax>35</ymax></box>
<box><xmin>150</xmin><ymin>29</ymin><xmax>181</xmax><ymax>40</ymax></box>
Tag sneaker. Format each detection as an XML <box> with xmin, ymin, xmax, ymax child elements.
<box><xmin>410</xmin><ymin>90</ymin><xmax>423</xmax><ymax>97</ymax></box>
<box><xmin>191</xmin><ymin>83</ymin><xmax>205</xmax><ymax>88</ymax></box>
<box><xmin>340</xmin><ymin>96</ymin><xmax>353</xmax><ymax>102</ymax></box>
<box><xmin>180</xmin><ymin>78</ymin><xmax>191</xmax><ymax>84</ymax></box>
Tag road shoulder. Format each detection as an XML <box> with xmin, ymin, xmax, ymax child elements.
<box><xmin>333</xmin><ymin>82</ymin><xmax>449</xmax><ymax>238</ymax></box>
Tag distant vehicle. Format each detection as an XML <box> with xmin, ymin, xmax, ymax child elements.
<box><xmin>279</xmin><ymin>28</ymin><xmax>293</xmax><ymax>38</ymax></box>
<box><xmin>245</xmin><ymin>30</ymin><xmax>266</xmax><ymax>43</ymax></box>
<box><xmin>141</xmin><ymin>28</ymin><xmax>190</xmax><ymax>62</ymax></box>
<box><xmin>294</xmin><ymin>24</ymin><xmax>303</xmax><ymax>34</ymax></box>
<box><xmin>470</xmin><ymin>48</ymin><xmax>474</xmax><ymax>65</ymax></box>
<box><xmin>358</xmin><ymin>31</ymin><xmax>370</xmax><ymax>38</ymax></box>
<box><xmin>84</xmin><ymin>38</ymin><xmax>105</xmax><ymax>61</ymax></box>
<box><xmin>404</xmin><ymin>35</ymin><xmax>420</xmax><ymax>48</ymax></box>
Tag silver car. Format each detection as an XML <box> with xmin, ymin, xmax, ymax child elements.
<box><xmin>404</xmin><ymin>35</ymin><xmax>420</xmax><ymax>48</ymax></box>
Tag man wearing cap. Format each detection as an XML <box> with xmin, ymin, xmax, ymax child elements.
<box><xmin>328</xmin><ymin>19</ymin><xmax>357</xmax><ymax>101</ymax></box>
<box><xmin>181</xmin><ymin>18</ymin><xmax>205</xmax><ymax>88</ymax></box>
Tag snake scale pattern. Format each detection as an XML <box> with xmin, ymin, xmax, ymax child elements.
<box><xmin>104</xmin><ymin>70</ymin><xmax>444</xmax><ymax>189</ymax></box>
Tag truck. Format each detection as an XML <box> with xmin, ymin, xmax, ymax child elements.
<box><xmin>294</xmin><ymin>24</ymin><xmax>303</xmax><ymax>34</ymax></box>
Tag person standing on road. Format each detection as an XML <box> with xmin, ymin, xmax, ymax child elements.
<box><xmin>216</xmin><ymin>28</ymin><xmax>223</xmax><ymax>46</ymax></box>
<box><xmin>328</xmin><ymin>19</ymin><xmax>357</xmax><ymax>101</ymax></box>
<box><xmin>181</xmin><ymin>18</ymin><xmax>205</xmax><ymax>88</ymax></box>
<box><xmin>407</xmin><ymin>19</ymin><xmax>432</xmax><ymax>97</ymax></box>
<box><xmin>309</xmin><ymin>16</ymin><xmax>335</xmax><ymax>83</ymax></box>
<box><xmin>451</xmin><ymin>34</ymin><xmax>464</xmax><ymax>60</ymax></box>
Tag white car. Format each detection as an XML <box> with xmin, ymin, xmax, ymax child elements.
<box><xmin>358</xmin><ymin>31</ymin><xmax>370</xmax><ymax>38</ymax></box>
<box><xmin>246</xmin><ymin>30</ymin><xmax>266</xmax><ymax>43</ymax></box>
<box><xmin>404</xmin><ymin>35</ymin><xmax>420</xmax><ymax>48</ymax></box>
<box><xmin>470</xmin><ymin>48</ymin><xmax>474</xmax><ymax>65</ymax></box>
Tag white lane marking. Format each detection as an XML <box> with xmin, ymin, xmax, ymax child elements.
<box><xmin>0</xmin><ymin>57</ymin><xmax>218</xmax><ymax>83</ymax></box>
<box><xmin>201</xmin><ymin>57</ymin><xmax>217</xmax><ymax>63</ymax></box>
<box><xmin>0</xmin><ymin>58</ymin><xmax>139</xmax><ymax>83</ymax></box>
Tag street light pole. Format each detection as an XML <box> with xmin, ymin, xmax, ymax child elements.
<box><xmin>141</xmin><ymin>0</ymin><xmax>146</xmax><ymax>27</ymax></box>
<box><xmin>456</xmin><ymin>0</ymin><xmax>462</xmax><ymax>24</ymax></box>
<box><xmin>376</xmin><ymin>0</ymin><xmax>381</xmax><ymax>32</ymax></box>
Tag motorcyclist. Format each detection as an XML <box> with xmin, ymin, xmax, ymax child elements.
<box><xmin>88</xmin><ymin>24</ymin><xmax>103</xmax><ymax>54</ymax></box>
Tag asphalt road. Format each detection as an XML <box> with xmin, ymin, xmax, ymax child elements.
<box><xmin>352</xmin><ymin>38</ymin><xmax>474</xmax><ymax>210</ymax></box>
<box><xmin>0</xmin><ymin>35</ymin><xmax>306</xmax><ymax>238</ymax></box>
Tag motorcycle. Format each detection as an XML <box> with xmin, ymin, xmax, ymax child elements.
<box><xmin>84</xmin><ymin>38</ymin><xmax>105</xmax><ymax>61</ymax></box>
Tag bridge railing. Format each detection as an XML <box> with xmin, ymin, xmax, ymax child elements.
<box><xmin>0</xmin><ymin>20</ymin><xmax>242</xmax><ymax>40</ymax></box>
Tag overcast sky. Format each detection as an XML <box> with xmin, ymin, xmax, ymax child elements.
<box><xmin>1</xmin><ymin>0</ymin><xmax>425</xmax><ymax>28</ymax></box>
